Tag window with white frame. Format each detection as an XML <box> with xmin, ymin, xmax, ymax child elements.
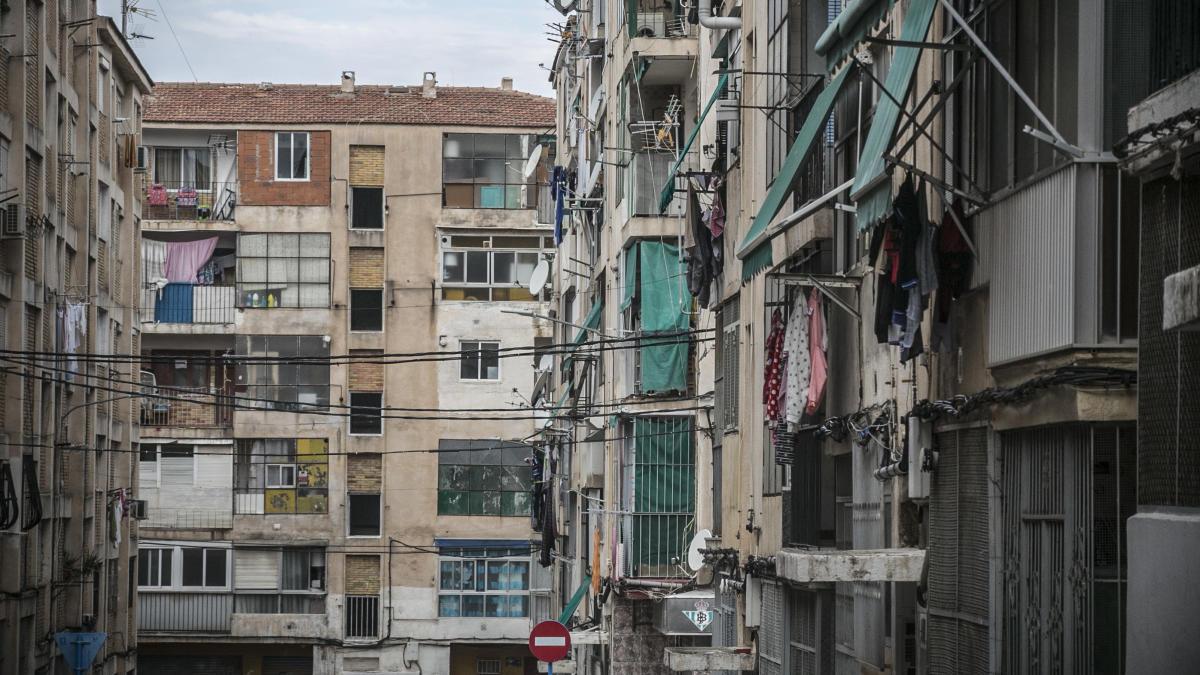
<box><xmin>437</xmin><ymin>544</ymin><xmax>532</xmax><ymax>617</ymax></box>
<box><xmin>137</xmin><ymin>545</ymin><xmax>229</xmax><ymax>590</ymax></box>
<box><xmin>232</xmin><ymin>548</ymin><xmax>327</xmax><ymax>614</ymax></box>
<box><xmin>266</xmin><ymin>464</ymin><xmax>297</xmax><ymax>488</ymax></box>
<box><xmin>440</xmin><ymin>234</ymin><xmax>551</xmax><ymax>302</ymax></box>
<box><xmin>460</xmin><ymin>341</ymin><xmax>500</xmax><ymax>381</ymax></box>
<box><xmin>275</xmin><ymin>132</ymin><xmax>310</xmax><ymax>180</ymax></box>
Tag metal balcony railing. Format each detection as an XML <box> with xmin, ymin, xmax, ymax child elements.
<box><xmin>142</xmin><ymin>507</ymin><xmax>233</xmax><ymax>530</ymax></box>
<box><xmin>140</xmin><ymin>386</ymin><xmax>234</xmax><ymax>428</ymax></box>
<box><xmin>143</xmin><ymin>180</ymin><xmax>237</xmax><ymax>221</ymax></box>
<box><xmin>142</xmin><ymin>284</ymin><xmax>238</xmax><ymax>325</ymax></box>
<box><xmin>345</xmin><ymin>595</ymin><xmax>380</xmax><ymax>640</ymax></box>
<box><xmin>235</xmin><ymin>593</ymin><xmax>325</xmax><ymax>614</ymax></box>
<box><xmin>630</xmin><ymin>151</ymin><xmax>688</xmax><ymax>216</ymax></box>
<box><xmin>138</xmin><ymin>592</ymin><xmax>233</xmax><ymax>633</ymax></box>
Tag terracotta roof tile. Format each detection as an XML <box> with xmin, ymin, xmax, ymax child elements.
<box><xmin>145</xmin><ymin>82</ymin><xmax>555</xmax><ymax>128</ymax></box>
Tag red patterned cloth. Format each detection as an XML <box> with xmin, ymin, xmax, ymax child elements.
<box><xmin>763</xmin><ymin>308</ymin><xmax>787</xmax><ymax>422</ymax></box>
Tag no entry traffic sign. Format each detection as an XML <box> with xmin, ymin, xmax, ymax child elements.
<box><xmin>528</xmin><ymin>620</ymin><xmax>571</xmax><ymax>663</ymax></box>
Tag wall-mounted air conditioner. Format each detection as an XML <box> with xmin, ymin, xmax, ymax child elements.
<box><xmin>0</xmin><ymin>204</ymin><xmax>26</xmax><ymax>239</ymax></box>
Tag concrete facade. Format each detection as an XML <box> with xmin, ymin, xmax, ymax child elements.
<box><xmin>0</xmin><ymin>7</ymin><xmax>151</xmax><ymax>675</ymax></box>
<box><xmin>133</xmin><ymin>75</ymin><xmax>555</xmax><ymax>674</ymax></box>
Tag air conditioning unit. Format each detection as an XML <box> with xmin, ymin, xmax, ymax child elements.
<box><xmin>128</xmin><ymin>499</ymin><xmax>148</xmax><ymax>520</ymax></box>
<box><xmin>0</xmin><ymin>204</ymin><xmax>25</xmax><ymax>238</ymax></box>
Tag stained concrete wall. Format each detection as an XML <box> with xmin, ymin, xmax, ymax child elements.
<box><xmin>1125</xmin><ymin>508</ymin><xmax>1200</xmax><ymax>673</ymax></box>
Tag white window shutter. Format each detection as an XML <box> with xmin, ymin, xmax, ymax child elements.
<box><xmin>235</xmin><ymin>550</ymin><xmax>280</xmax><ymax>590</ymax></box>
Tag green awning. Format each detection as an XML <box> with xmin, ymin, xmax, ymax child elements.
<box><xmin>637</xmin><ymin>241</ymin><xmax>689</xmax><ymax>393</ymax></box>
<box><xmin>558</xmin><ymin>573</ymin><xmax>593</xmax><ymax>624</ymax></box>
<box><xmin>735</xmin><ymin>66</ymin><xmax>855</xmax><ymax>281</ymax></box>
<box><xmin>815</xmin><ymin>0</ymin><xmax>897</xmax><ymax>68</ymax></box>
<box><xmin>851</xmin><ymin>0</ymin><xmax>938</xmax><ymax>231</ymax></box>
<box><xmin>658</xmin><ymin>73</ymin><xmax>731</xmax><ymax>213</ymax></box>
<box><xmin>572</xmin><ymin>301</ymin><xmax>603</xmax><ymax>345</ymax></box>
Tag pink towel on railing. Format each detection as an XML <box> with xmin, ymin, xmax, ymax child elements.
<box><xmin>164</xmin><ymin>237</ymin><xmax>218</xmax><ymax>283</ymax></box>
<box><xmin>147</xmin><ymin>184</ymin><xmax>168</xmax><ymax>206</ymax></box>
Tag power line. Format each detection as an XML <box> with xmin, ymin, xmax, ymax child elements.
<box><xmin>155</xmin><ymin>0</ymin><xmax>197</xmax><ymax>82</ymax></box>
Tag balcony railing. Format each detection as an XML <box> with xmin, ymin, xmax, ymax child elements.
<box><xmin>143</xmin><ymin>506</ymin><xmax>233</xmax><ymax>530</ymax></box>
<box><xmin>630</xmin><ymin>151</ymin><xmax>687</xmax><ymax>216</ymax></box>
<box><xmin>629</xmin><ymin>6</ymin><xmax>697</xmax><ymax>38</ymax></box>
<box><xmin>142</xmin><ymin>284</ymin><xmax>238</xmax><ymax>325</ymax></box>
<box><xmin>345</xmin><ymin>595</ymin><xmax>380</xmax><ymax>640</ymax></box>
<box><xmin>235</xmin><ymin>593</ymin><xmax>325</xmax><ymax>614</ymax></box>
<box><xmin>233</xmin><ymin>488</ymin><xmax>329</xmax><ymax>515</ymax></box>
<box><xmin>140</xmin><ymin>386</ymin><xmax>234</xmax><ymax>428</ymax></box>
<box><xmin>143</xmin><ymin>181</ymin><xmax>237</xmax><ymax>221</ymax></box>
<box><xmin>139</xmin><ymin>592</ymin><xmax>233</xmax><ymax>633</ymax></box>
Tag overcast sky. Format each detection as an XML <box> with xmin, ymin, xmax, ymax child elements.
<box><xmin>99</xmin><ymin>0</ymin><xmax>562</xmax><ymax>96</ymax></box>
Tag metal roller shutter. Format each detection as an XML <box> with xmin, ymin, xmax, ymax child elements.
<box><xmin>235</xmin><ymin>549</ymin><xmax>280</xmax><ymax>590</ymax></box>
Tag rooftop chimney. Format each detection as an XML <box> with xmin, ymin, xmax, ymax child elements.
<box><xmin>422</xmin><ymin>72</ymin><xmax>438</xmax><ymax>99</ymax></box>
<box><xmin>500</xmin><ymin>77</ymin><xmax>514</xmax><ymax>91</ymax></box>
<box><xmin>340</xmin><ymin>71</ymin><xmax>356</xmax><ymax>94</ymax></box>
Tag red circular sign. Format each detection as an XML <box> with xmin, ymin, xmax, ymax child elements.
<box><xmin>528</xmin><ymin>620</ymin><xmax>571</xmax><ymax>662</ymax></box>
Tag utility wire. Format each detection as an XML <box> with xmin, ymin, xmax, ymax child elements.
<box><xmin>155</xmin><ymin>0</ymin><xmax>198</xmax><ymax>82</ymax></box>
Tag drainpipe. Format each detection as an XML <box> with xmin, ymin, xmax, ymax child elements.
<box><xmin>698</xmin><ymin>0</ymin><xmax>741</xmax><ymax>29</ymax></box>
<box><xmin>550</xmin><ymin>0</ymin><xmax>578</xmax><ymax>15</ymax></box>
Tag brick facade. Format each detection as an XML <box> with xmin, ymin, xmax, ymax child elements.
<box><xmin>349</xmin><ymin>145</ymin><xmax>385</xmax><ymax>186</ymax></box>
<box><xmin>237</xmin><ymin>130</ymin><xmax>332</xmax><ymax>206</ymax></box>
<box><xmin>345</xmin><ymin>554</ymin><xmax>381</xmax><ymax>595</ymax></box>
<box><xmin>347</xmin><ymin>453</ymin><xmax>382</xmax><ymax>493</ymax></box>
<box><xmin>349</xmin><ymin>247</ymin><xmax>385</xmax><ymax>287</ymax></box>
<box><xmin>349</xmin><ymin>351</ymin><xmax>384</xmax><ymax>391</ymax></box>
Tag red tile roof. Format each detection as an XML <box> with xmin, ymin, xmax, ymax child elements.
<box><xmin>145</xmin><ymin>82</ymin><xmax>555</xmax><ymax>128</ymax></box>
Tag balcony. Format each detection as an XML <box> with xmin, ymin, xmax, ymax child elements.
<box><xmin>142</xmin><ymin>506</ymin><xmax>233</xmax><ymax>530</ymax></box>
<box><xmin>141</xmin><ymin>231</ymin><xmax>238</xmax><ymax>331</ymax></box>
<box><xmin>143</xmin><ymin>180</ymin><xmax>237</xmax><ymax>222</ymax></box>
<box><xmin>139</xmin><ymin>592</ymin><xmax>233</xmax><ymax>633</ymax></box>
<box><xmin>233</xmin><ymin>488</ymin><xmax>329</xmax><ymax>516</ymax></box>
<box><xmin>140</xmin><ymin>385</ymin><xmax>234</xmax><ymax>429</ymax></box>
<box><xmin>142</xmin><ymin>284</ymin><xmax>238</xmax><ymax>327</ymax></box>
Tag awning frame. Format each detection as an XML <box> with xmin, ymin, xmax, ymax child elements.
<box><xmin>657</xmin><ymin>72</ymin><xmax>731</xmax><ymax>213</ymax></box>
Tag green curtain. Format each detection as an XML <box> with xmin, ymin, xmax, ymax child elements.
<box><xmin>637</xmin><ymin>241</ymin><xmax>689</xmax><ymax>393</ymax></box>
<box><xmin>632</xmin><ymin>417</ymin><xmax>695</xmax><ymax>574</ymax></box>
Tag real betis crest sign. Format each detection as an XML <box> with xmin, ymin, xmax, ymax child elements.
<box><xmin>682</xmin><ymin>599</ymin><xmax>713</xmax><ymax>631</ymax></box>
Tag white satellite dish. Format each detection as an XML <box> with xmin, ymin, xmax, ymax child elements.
<box><xmin>538</xmin><ymin>354</ymin><xmax>553</xmax><ymax>372</ymax></box>
<box><xmin>523</xmin><ymin>144</ymin><xmax>544</xmax><ymax>180</ymax></box>
<box><xmin>528</xmin><ymin>259</ymin><xmax>550</xmax><ymax>295</ymax></box>
<box><xmin>686</xmin><ymin>528</ymin><xmax>713</xmax><ymax>573</ymax></box>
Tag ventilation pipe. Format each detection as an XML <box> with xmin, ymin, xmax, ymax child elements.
<box><xmin>699</xmin><ymin>0</ymin><xmax>741</xmax><ymax>29</ymax></box>
<box><xmin>340</xmin><ymin>71</ymin><xmax>355</xmax><ymax>93</ymax></box>
<box><xmin>422</xmin><ymin>72</ymin><xmax>438</xmax><ymax>99</ymax></box>
<box><xmin>549</xmin><ymin>0</ymin><xmax>578</xmax><ymax>15</ymax></box>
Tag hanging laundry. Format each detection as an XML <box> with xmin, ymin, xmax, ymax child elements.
<box><xmin>551</xmin><ymin>166</ymin><xmax>568</xmax><ymax>246</ymax></box>
<box><xmin>763</xmin><ymin>308</ymin><xmax>787</xmax><ymax>423</ymax></box>
<box><xmin>684</xmin><ymin>179</ymin><xmax>717</xmax><ymax>308</ymax></box>
<box><xmin>805</xmin><ymin>288</ymin><xmax>828</xmax><ymax>415</ymax></box>
<box><xmin>914</xmin><ymin>179</ymin><xmax>939</xmax><ymax>297</ymax></box>
<box><xmin>705</xmin><ymin>175</ymin><xmax>726</xmax><ymax>238</ymax></box>
<box><xmin>60</xmin><ymin>303</ymin><xmax>86</xmax><ymax>379</ymax></box>
<box><xmin>782</xmin><ymin>291</ymin><xmax>811</xmax><ymax>426</ymax></box>
<box><xmin>163</xmin><ymin>237</ymin><xmax>219</xmax><ymax>283</ymax></box>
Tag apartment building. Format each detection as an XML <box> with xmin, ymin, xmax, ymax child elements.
<box><xmin>132</xmin><ymin>72</ymin><xmax>556</xmax><ymax>675</ymax></box>
<box><xmin>0</xmin><ymin>4</ymin><xmax>152</xmax><ymax>675</ymax></box>
<box><xmin>544</xmin><ymin>1</ymin><xmax>1197</xmax><ymax>674</ymax></box>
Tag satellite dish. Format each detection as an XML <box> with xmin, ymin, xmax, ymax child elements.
<box><xmin>686</xmin><ymin>529</ymin><xmax>713</xmax><ymax>573</ymax></box>
<box><xmin>523</xmin><ymin>144</ymin><xmax>544</xmax><ymax>180</ymax></box>
<box><xmin>538</xmin><ymin>354</ymin><xmax>553</xmax><ymax>372</ymax></box>
<box><xmin>528</xmin><ymin>259</ymin><xmax>550</xmax><ymax>295</ymax></box>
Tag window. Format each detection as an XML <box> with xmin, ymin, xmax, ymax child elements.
<box><xmin>442</xmin><ymin>133</ymin><xmax>539</xmax><ymax>209</ymax></box>
<box><xmin>152</xmin><ymin>147</ymin><xmax>212</xmax><ymax>190</ymax></box>
<box><xmin>137</xmin><ymin>548</ymin><xmax>173</xmax><ymax>588</ymax></box>
<box><xmin>275</xmin><ymin>132</ymin><xmax>310</xmax><ymax>180</ymax></box>
<box><xmin>182</xmin><ymin>548</ymin><xmax>229</xmax><ymax>588</ymax></box>
<box><xmin>266</xmin><ymin>464</ymin><xmax>297</xmax><ymax>488</ymax></box>
<box><xmin>441</xmin><ymin>234</ymin><xmax>550</xmax><ymax>302</ymax></box>
<box><xmin>437</xmin><ymin>440</ymin><xmax>533</xmax><ymax>516</ymax></box>
<box><xmin>351</xmin><ymin>187</ymin><xmax>384</xmax><ymax>229</ymax></box>
<box><xmin>138</xmin><ymin>546</ymin><xmax>229</xmax><ymax>590</ymax></box>
<box><xmin>460</xmin><ymin>341</ymin><xmax>500</xmax><ymax>381</ymax></box>
<box><xmin>237</xmin><ymin>233</ymin><xmax>331</xmax><ymax>308</ymax></box>
<box><xmin>437</xmin><ymin>544</ymin><xmax>532</xmax><ymax>617</ymax></box>
<box><xmin>620</xmin><ymin>417</ymin><xmax>695</xmax><ymax>578</ymax></box>
<box><xmin>235</xmin><ymin>335</ymin><xmax>331</xmax><ymax>409</ymax></box>
<box><xmin>235</xmin><ymin>439</ymin><xmax>329</xmax><ymax>515</ymax></box>
<box><xmin>348</xmin><ymin>494</ymin><xmax>381</xmax><ymax>536</ymax></box>
<box><xmin>349</xmin><ymin>392</ymin><xmax>383</xmax><ymax>435</ymax></box>
<box><xmin>159</xmin><ymin>446</ymin><xmax>195</xmax><ymax>486</ymax></box>
<box><xmin>715</xmin><ymin>300</ymin><xmax>740</xmax><ymax>432</ymax></box>
<box><xmin>350</xmin><ymin>289</ymin><xmax>384</xmax><ymax>332</ymax></box>
<box><xmin>282</xmin><ymin>549</ymin><xmax>326</xmax><ymax>591</ymax></box>
<box><xmin>233</xmin><ymin>548</ymin><xmax>326</xmax><ymax>614</ymax></box>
